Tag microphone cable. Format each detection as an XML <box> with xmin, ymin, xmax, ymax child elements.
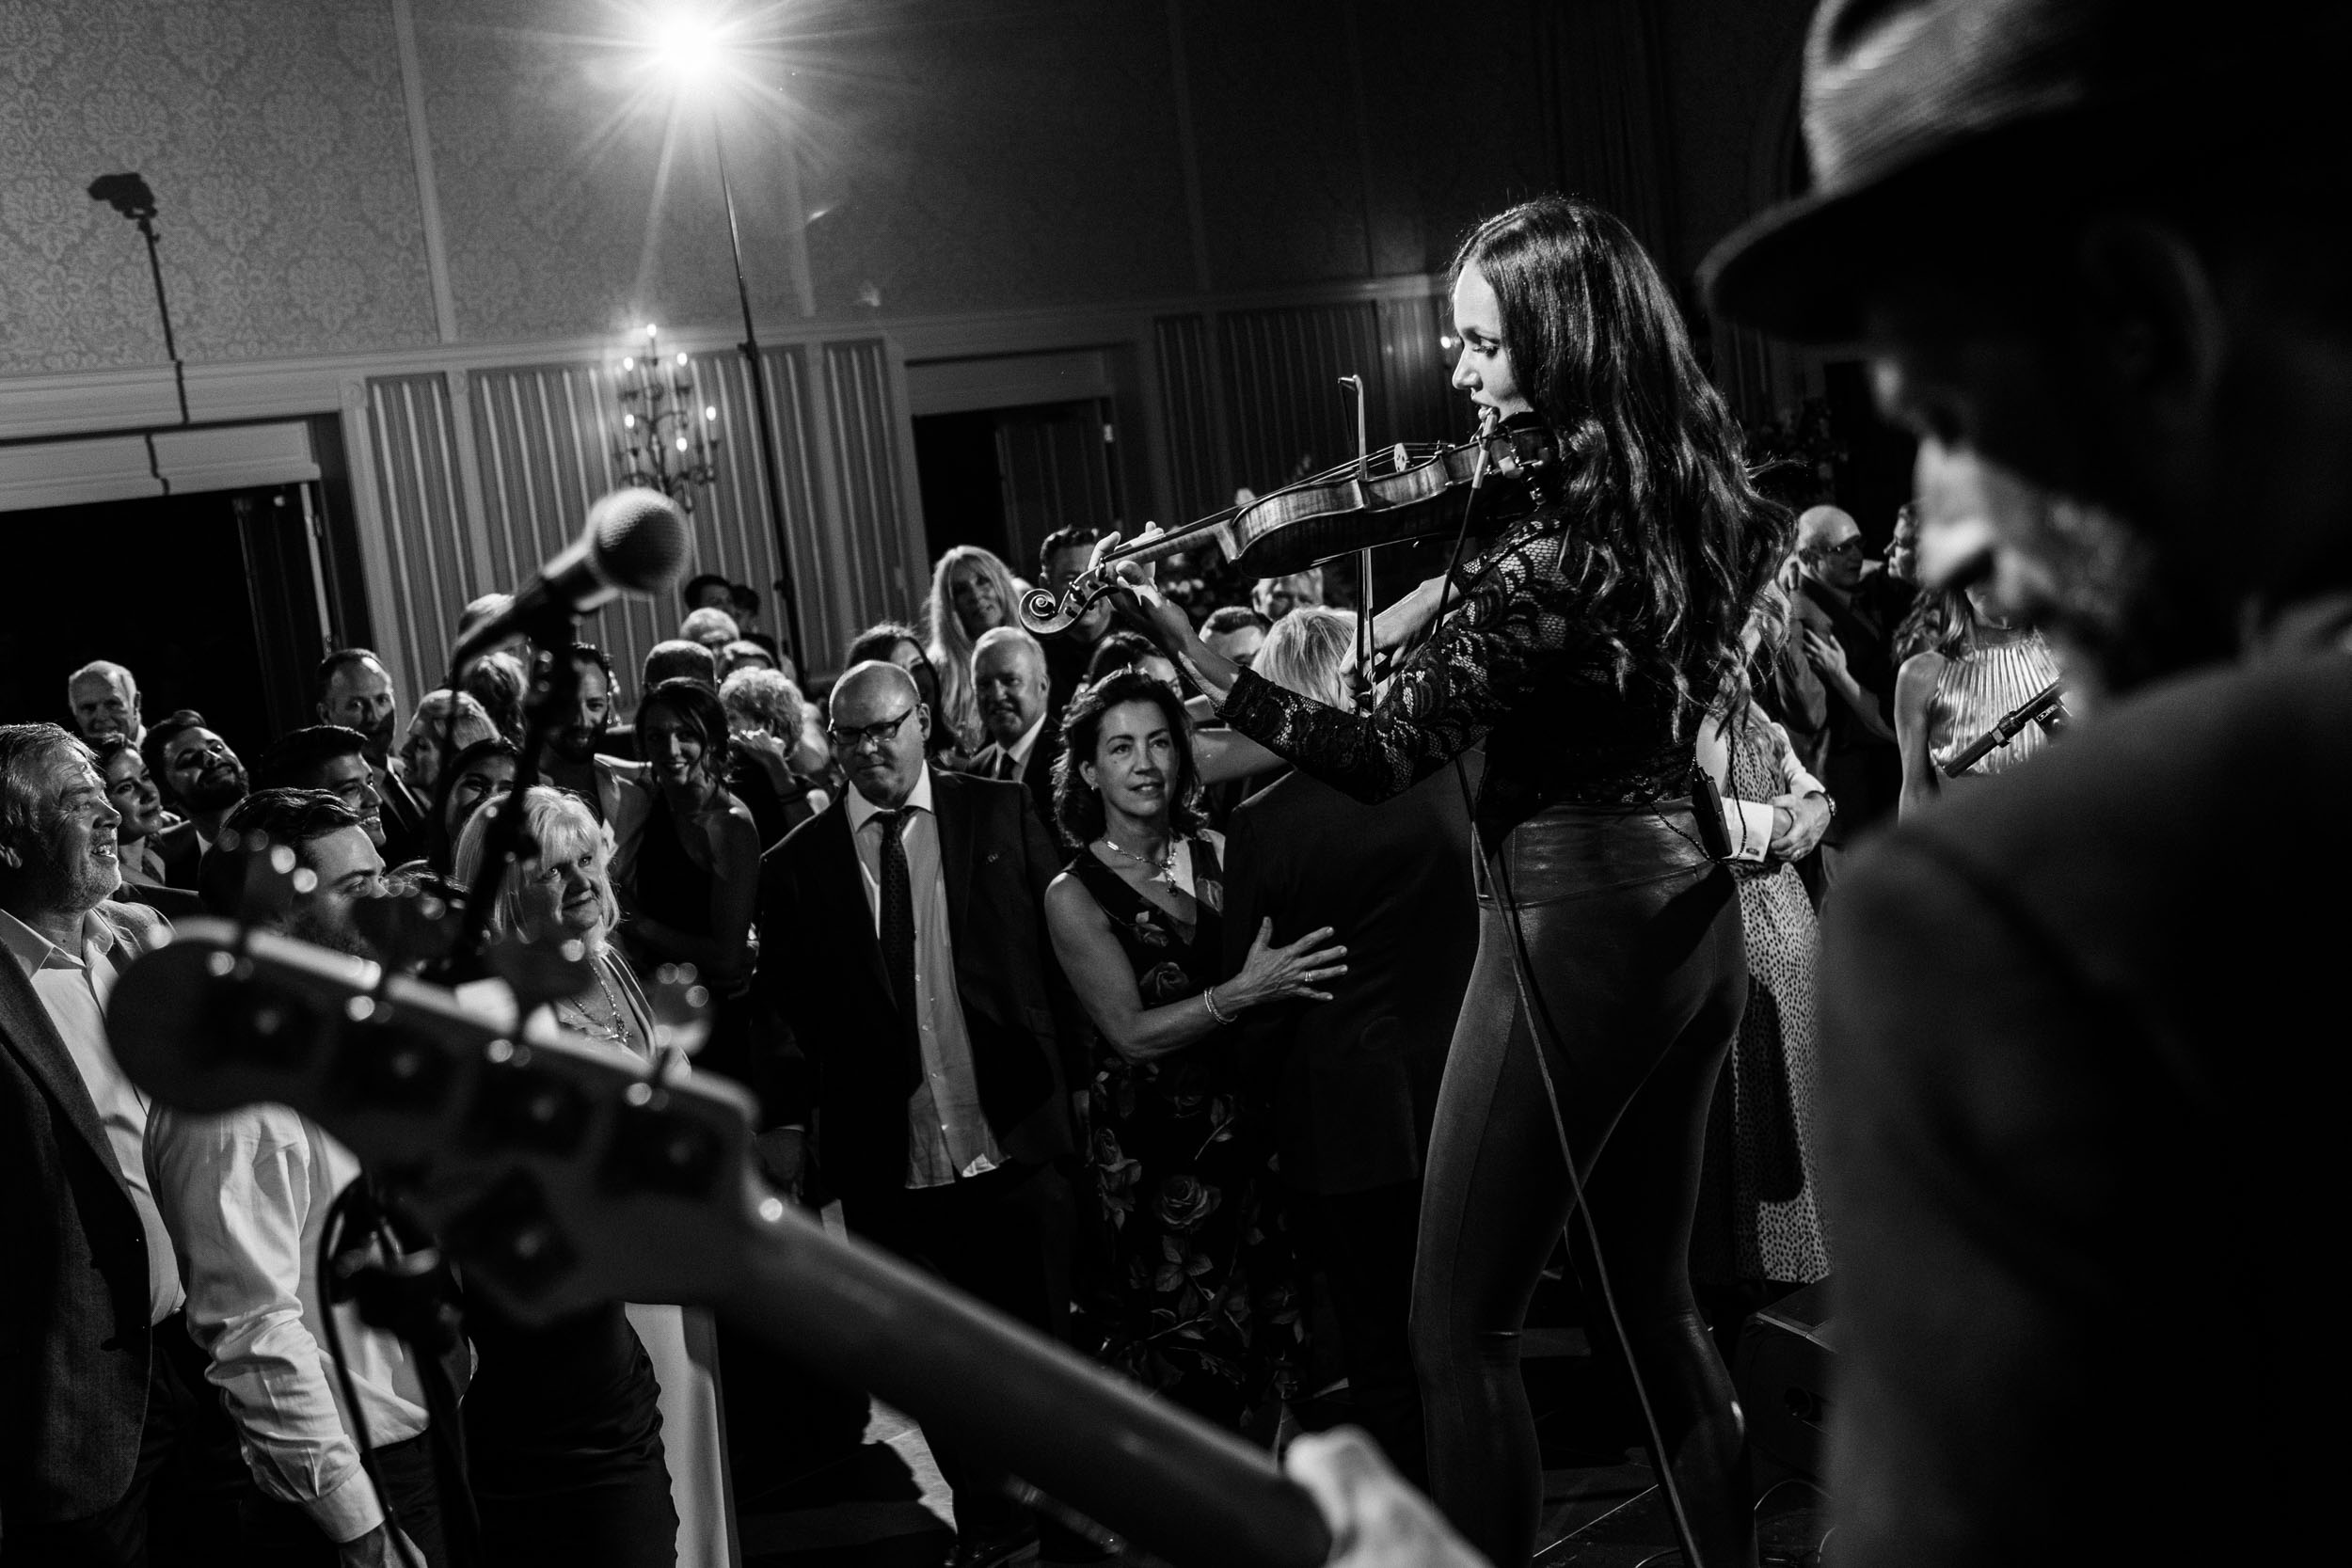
<box><xmin>1416</xmin><ymin>418</ymin><xmax>1711</xmax><ymax>1568</ymax></box>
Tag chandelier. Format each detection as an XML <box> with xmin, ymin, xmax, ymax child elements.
<box><xmin>612</xmin><ymin>325</ymin><xmax>722</xmax><ymax>511</ymax></box>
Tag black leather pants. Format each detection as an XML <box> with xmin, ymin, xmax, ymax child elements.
<box><xmin>1412</xmin><ymin>802</ymin><xmax>1755</xmax><ymax>1568</ymax></box>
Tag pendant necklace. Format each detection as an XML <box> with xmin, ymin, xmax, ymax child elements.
<box><xmin>556</xmin><ymin>962</ymin><xmax>632</xmax><ymax>1052</ymax></box>
<box><xmin>1103</xmin><ymin>832</ymin><xmax>1180</xmax><ymax>890</ymax></box>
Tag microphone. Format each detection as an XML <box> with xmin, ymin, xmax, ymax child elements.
<box><xmin>451</xmin><ymin>487</ymin><xmax>690</xmax><ymax>666</ymax></box>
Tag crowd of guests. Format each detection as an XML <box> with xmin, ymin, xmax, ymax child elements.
<box><xmin>5</xmin><ymin>500</ymin><xmax>2068</xmax><ymax>1568</ymax></box>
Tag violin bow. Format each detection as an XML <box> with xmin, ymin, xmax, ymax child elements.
<box><xmin>1339</xmin><ymin>373</ymin><xmax>1377</xmax><ymax>696</ymax></box>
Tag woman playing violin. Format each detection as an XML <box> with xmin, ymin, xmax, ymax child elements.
<box><xmin>1111</xmin><ymin>197</ymin><xmax>1787</xmax><ymax>1568</ymax></box>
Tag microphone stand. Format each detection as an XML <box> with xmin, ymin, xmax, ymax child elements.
<box><xmin>433</xmin><ymin>606</ymin><xmax>590</xmax><ymax>976</ymax></box>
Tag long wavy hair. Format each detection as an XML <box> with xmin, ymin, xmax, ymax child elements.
<box><xmin>1894</xmin><ymin>586</ymin><xmax>1983</xmax><ymax>665</ymax></box>
<box><xmin>1454</xmin><ymin>197</ymin><xmax>1789</xmax><ymax>727</ymax></box>
<box><xmin>922</xmin><ymin>546</ymin><xmax>1021</xmax><ymax>752</ymax></box>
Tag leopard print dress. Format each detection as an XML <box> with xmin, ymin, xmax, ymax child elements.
<box><xmin>1690</xmin><ymin>707</ymin><xmax>1833</xmax><ymax>1288</ymax></box>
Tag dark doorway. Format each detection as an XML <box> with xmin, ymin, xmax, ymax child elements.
<box><xmin>913</xmin><ymin>409</ymin><xmax>1010</xmax><ymax>565</ymax></box>
<box><xmin>1822</xmin><ymin>360</ymin><xmax>1918</xmax><ymax>545</ymax></box>
<box><xmin>913</xmin><ymin>399</ymin><xmax>1122</xmax><ymax>581</ymax></box>
<box><xmin>0</xmin><ymin>483</ymin><xmax>331</xmax><ymax>758</ymax></box>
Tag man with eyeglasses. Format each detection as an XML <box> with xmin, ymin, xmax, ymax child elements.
<box><xmin>1791</xmin><ymin>504</ymin><xmax>1908</xmax><ymax>868</ymax></box>
<box><xmin>755</xmin><ymin>660</ymin><xmax>1081</xmax><ymax>1568</ymax></box>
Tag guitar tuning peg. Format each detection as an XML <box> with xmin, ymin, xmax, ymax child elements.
<box><xmin>483</xmin><ymin>930</ymin><xmax>596</xmax><ymax>1019</ymax></box>
<box><xmin>351</xmin><ymin>881</ymin><xmax>464</xmax><ymax>974</ymax></box>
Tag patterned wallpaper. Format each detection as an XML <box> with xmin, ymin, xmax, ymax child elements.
<box><xmin>0</xmin><ymin>0</ymin><xmax>1797</xmax><ymax>374</ymax></box>
<box><xmin>0</xmin><ymin>0</ymin><xmax>437</xmax><ymax>373</ymax></box>
<box><xmin>414</xmin><ymin>0</ymin><xmax>783</xmax><ymax>344</ymax></box>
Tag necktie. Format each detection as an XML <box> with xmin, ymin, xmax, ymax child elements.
<box><xmin>996</xmin><ymin>749</ymin><xmax>1019</xmax><ymax>782</ymax></box>
<box><xmin>876</xmin><ymin>809</ymin><xmax>919</xmax><ymax>1081</ymax></box>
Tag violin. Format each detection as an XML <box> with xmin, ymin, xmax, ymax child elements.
<box><xmin>1017</xmin><ymin>415</ymin><xmax>1564</xmax><ymax>637</ymax></box>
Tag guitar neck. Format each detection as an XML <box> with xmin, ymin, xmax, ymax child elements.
<box><xmin>723</xmin><ymin>1197</ymin><xmax>1329</xmax><ymax>1568</ymax></box>
<box><xmin>102</xmin><ymin>922</ymin><xmax>1327</xmax><ymax>1568</ymax></box>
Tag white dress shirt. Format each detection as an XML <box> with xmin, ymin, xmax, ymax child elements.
<box><xmin>1721</xmin><ymin>717</ymin><xmax>1831</xmax><ymax>863</ymax></box>
<box><xmin>988</xmin><ymin>711</ymin><xmax>1048</xmax><ymax>781</ymax></box>
<box><xmin>0</xmin><ymin>906</ymin><xmax>183</xmax><ymax>1323</ymax></box>
<box><xmin>845</xmin><ymin>768</ymin><xmax>1005</xmax><ymax>1188</ymax></box>
<box><xmin>147</xmin><ymin>1104</ymin><xmax>432</xmax><ymax>1543</ymax></box>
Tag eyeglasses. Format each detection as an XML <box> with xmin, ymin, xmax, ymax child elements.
<box><xmin>828</xmin><ymin>707</ymin><xmax>917</xmax><ymax>752</ymax></box>
<box><xmin>1816</xmin><ymin>540</ymin><xmax>1865</xmax><ymax>560</ymax></box>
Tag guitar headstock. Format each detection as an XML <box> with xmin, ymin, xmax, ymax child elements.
<box><xmin>107</xmin><ymin>918</ymin><xmax>773</xmax><ymax>1323</ymax></box>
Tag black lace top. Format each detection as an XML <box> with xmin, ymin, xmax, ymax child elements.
<box><xmin>1220</xmin><ymin>507</ymin><xmax>1693</xmax><ymax>843</ymax></box>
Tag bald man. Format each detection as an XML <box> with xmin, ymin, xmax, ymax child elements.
<box><xmin>969</xmin><ymin>626</ymin><xmax>1057</xmax><ymax>834</ymax></box>
<box><xmin>67</xmin><ymin>661</ymin><xmax>145</xmax><ymax>747</ymax></box>
<box><xmin>1789</xmin><ymin>505</ymin><xmax>1913</xmax><ymax>866</ymax></box>
<box><xmin>755</xmin><ymin>660</ymin><xmax>1080</xmax><ymax>1565</ymax></box>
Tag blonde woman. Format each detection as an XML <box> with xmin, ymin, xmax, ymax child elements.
<box><xmin>453</xmin><ymin>789</ymin><xmax>733</xmax><ymax>1568</ymax></box>
<box><xmin>922</xmin><ymin>544</ymin><xmax>1020</xmax><ymax>752</ymax></box>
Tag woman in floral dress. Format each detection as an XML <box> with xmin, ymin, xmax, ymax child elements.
<box><xmin>1042</xmin><ymin>671</ymin><xmax>1349</xmax><ymax>1431</ymax></box>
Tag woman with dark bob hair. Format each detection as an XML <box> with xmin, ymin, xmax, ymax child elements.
<box><xmin>1114</xmin><ymin>197</ymin><xmax>1788</xmax><ymax>1565</ymax></box>
<box><xmin>1041</xmin><ymin>671</ymin><xmax>1346</xmax><ymax>1431</ymax></box>
<box><xmin>614</xmin><ymin>676</ymin><xmax>761</xmax><ymax>1094</ymax></box>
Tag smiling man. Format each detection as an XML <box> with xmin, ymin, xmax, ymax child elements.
<box><xmin>969</xmin><ymin>626</ymin><xmax>1057</xmax><ymax>833</ymax></box>
<box><xmin>142</xmin><ymin>710</ymin><xmax>249</xmax><ymax>853</ymax></box>
<box><xmin>253</xmin><ymin>727</ymin><xmax>386</xmax><ymax>856</ymax></box>
<box><xmin>316</xmin><ymin>651</ymin><xmax>426</xmax><ymax>865</ymax></box>
<box><xmin>67</xmin><ymin>660</ymin><xmax>147</xmax><ymax>747</ymax></box>
<box><xmin>0</xmin><ymin>722</ymin><xmax>243</xmax><ymax>1563</ymax></box>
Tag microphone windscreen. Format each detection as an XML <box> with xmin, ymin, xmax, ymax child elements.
<box><xmin>584</xmin><ymin>487</ymin><xmax>691</xmax><ymax>594</ymax></box>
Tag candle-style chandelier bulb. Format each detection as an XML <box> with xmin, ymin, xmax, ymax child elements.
<box><xmin>612</xmin><ymin>323</ymin><xmax>721</xmax><ymax>513</ymax></box>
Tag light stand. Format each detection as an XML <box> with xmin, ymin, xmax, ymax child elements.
<box><xmin>712</xmin><ymin>127</ymin><xmax>809</xmax><ymax>667</ymax></box>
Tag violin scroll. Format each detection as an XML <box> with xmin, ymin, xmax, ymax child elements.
<box><xmin>1018</xmin><ymin>583</ymin><xmax>1089</xmax><ymax>638</ymax></box>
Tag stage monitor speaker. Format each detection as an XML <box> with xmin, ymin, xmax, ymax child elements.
<box><xmin>1734</xmin><ymin>1280</ymin><xmax>1833</xmax><ymax>1482</ymax></box>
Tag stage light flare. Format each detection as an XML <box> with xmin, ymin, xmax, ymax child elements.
<box><xmin>644</xmin><ymin>5</ymin><xmax>730</xmax><ymax>89</ymax></box>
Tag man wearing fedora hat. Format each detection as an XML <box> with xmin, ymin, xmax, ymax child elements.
<box><xmin>1707</xmin><ymin>1</ymin><xmax>2349</xmax><ymax>1563</ymax></box>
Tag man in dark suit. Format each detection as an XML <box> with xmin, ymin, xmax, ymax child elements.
<box><xmin>315</xmin><ymin>650</ymin><xmax>427</xmax><ymax>866</ymax></box>
<box><xmin>0</xmin><ymin>722</ymin><xmax>239</xmax><ymax>1564</ymax></box>
<box><xmin>1789</xmin><ymin>505</ymin><xmax>1909</xmax><ymax>871</ymax></box>
<box><xmin>756</xmin><ymin>661</ymin><xmax>1079</xmax><ymax>1568</ymax></box>
<box><xmin>1222</xmin><ymin>612</ymin><xmax>1481</xmax><ymax>1489</ymax></box>
<box><xmin>968</xmin><ymin>626</ymin><xmax>1059</xmax><ymax>838</ymax></box>
<box><xmin>1703</xmin><ymin>1</ymin><xmax>2352</xmax><ymax>1562</ymax></box>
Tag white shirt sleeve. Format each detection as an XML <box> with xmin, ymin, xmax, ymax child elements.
<box><xmin>1724</xmin><ymin>796</ymin><xmax>1777</xmax><ymax>863</ymax></box>
<box><xmin>151</xmin><ymin>1107</ymin><xmax>387</xmax><ymax>1543</ymax></box>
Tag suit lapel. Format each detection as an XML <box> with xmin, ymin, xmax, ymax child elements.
<box><xmin>0</xmin><ymin>929</ymin><xmax>120</xmax><ymax>1177</ymax></box>
<box><xmin>934</xmin><ymin>771</ymin><xmax>975</xmax><ymax>942</ymax></box>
